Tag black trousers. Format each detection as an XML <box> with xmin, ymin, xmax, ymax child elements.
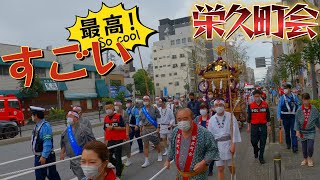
<box><xmin>108</xmin><ymin>140</ymin><xmax>123</xmax><ymax>177</ymax></box>
<box><xmin>34</xmin><ymin>151</ymin><xmax>61</xmax><ymax>180</ymax></box>
<box><xmin>129</xmin><ymin>126</ymin><xmax>143</xmax><ymax>152</ymax></box>
<box><xmin>251</xmin><ymin>124</ymin><xmax>267</xmax><ymax>160</ymax></box>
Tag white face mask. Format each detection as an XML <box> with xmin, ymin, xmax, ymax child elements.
<box><xmin>126</xmin><ymin>103</ymin><xmax>131</xmax><ymax>108</ymax></box>
<box><xmin>284</xmin><ymin>89</ymin><xmax>289</xmax><ymax>94</ymax></box>
<box><xmin>208</xmin><ymin>95</ymin><xmax>213</xmax><ymax>99</ymax></box>
<box><xmin>200</xmin><ymin>109</ymin><xmax>207</xmax><ymax>116</ymax></box>
<box><xmin>67</xmin><ymin>117</ymin><xmax>74</xmax><ymax>125</ymax></box>
<box><xmin>180</xmin><ymin>98</ymin><xmax>185</xmax><ymax>101</ymax></box>
<box><xmin>143</xmin><ymin>102</ymin><xmax>149</xmax><ymax>106</ymax></box>
<box><xmin>215</xmin><ymin>107</ymin><xmax>224</xmax><ymax>114</ymax></box>
<box><xmin>177</xmin><ymin>121</ymin><xmax>191</xmax><ymax>131</ymax></box>
<box><xmin>105</xmin><ymin>109</ymin><xmax>113</xmax><ymax>115</ymax></box>
<box><xmin>114</xmin><ymin>106</ymin><xmax>120</xmax><ymax>112</ymax></box>
<box><xmin>155</xmin><ymin>101</ymin><xmax>159</xmax><ymax>105</ymax></box>
<box><xmin>81</xmin><ymin>165</ymin><xmax>100</xmax><ymax>179</ymax></box>
<box><xmin>31</xmin><ymin>115</ymin><xmax>35</xmax><ymax>122</ymax></box>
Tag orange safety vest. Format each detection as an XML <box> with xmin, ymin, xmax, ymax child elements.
<box><xmin>249</xmin><ymin>101</ymin><xmax>268</xmax><ymax>125</ymax></box>
<box><xmin>104</xmin><ymin>113</ymin><xmax>126</xmax><ymax>141</ymax></box>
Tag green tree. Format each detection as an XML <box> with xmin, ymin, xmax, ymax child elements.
<box><xmin>277</xmin><ymin>52</ymin><xmax>304</xmax><ymax>86</ymax></box>
<box><xmin>19</xmin><ymin>76</ymin><xmax>44</xmax><ymax>99</ymax></box>
<box><xmin>133</xmin><ymin>69</ymin><xmax>154</xmax><ymax>96</ymax></box>
<box><xmin>302</xmin><ymin>36</ymin><xmax>320</xmax><ymax>98</ymax></box>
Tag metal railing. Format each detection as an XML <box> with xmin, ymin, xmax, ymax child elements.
<box><xmin>0</xmin><ymin>130</ymin><xmax>157</xmax><ymax>178</ymax></box>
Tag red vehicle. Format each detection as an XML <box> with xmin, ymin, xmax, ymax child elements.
<box><xmin>0</xmin><ymin>94</ymin><xmax>25</xmax><ymax>126</ymax></box>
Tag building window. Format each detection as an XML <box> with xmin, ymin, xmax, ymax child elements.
<box><xmin>169</xmin><ymin>73</ymin><xmax>172</xmax><ymax>76</ymax></box>
<box><xmin>182</xmin><ymin>38</ymin><xmax>186</xmax><ymax>43</ymax></box>
<box><xmin>180</xmin><ymin>54</ymin><xmax>185</xmax><ymax>58</ymax></box>
<box><xmin>174</xmin><ymin>72</ymin><xmax>177</xmax><ymax>75</ymax></box>
<box><xmin>169</xmin><ymin>82</ymin><xmax>173</xmax><ymax>85</ymax></box>
<box><xmin>34</xmin><ymin>68</ymin><xmax>46</xmax><ymax>77</ymax></box>
<box><xmin>176</xmin><ymin>39</ymin><xmax>181</xmax><ymax>44</ymax></box>
<box><xmin>175</xmin><ymin>82</ymin><xmax>179</xmax><ymax>86</ymax></box>
<box><xmin>161</xmin><ymin>74</ymin><xmax>165</xmax><ymax>77</ymax></box>
<box><xmin>173</xmin><ymin>64</ymin><xmax>178</xmax><ymax>68</ymax></box>
<box><xmin>153</xmin><ymin>50</ymin><xmax>156</xmax><ymax>52</ymax></box>
<box><xmin>167</xmin><ymin>56</ymin><xmax>170</xmax><ymax>58</ymax></box>
<box><xmin>156</xmin><ymin>83</ymin><xmax>159</xmax><ymax>86</ymax></box>
<box><xmin>87</xmin><ymin>99</ymin><xmax>92</xmax><ymax>110</ymax></box>
<box><xmin>160</xmin><ymin>66</ymin><xmax>162</xmax><ymax>68</ymax></box>
<box><xmin>0</xmin><ymin>66</ymin><xmax>9</xmax><ymax>76</ymax></box>
<box><xmin>188</xmin><ymin>37</ymin><xmax>192</xmax><ymax>42</ymax></box>
<box><xmin>72</xmin><ymin>100</ymin><xmax>81</xmax><ymax>106</ymax></box>
<box><xmin>156</xmin><ymin>74</ymin><xmax>159</xmax><ymax>77</ymax></box>
<box><xmin>154</xmin><ymin>57</ymin><xmax>157</xmax><ymax>60</ymax></box>
<box><xmin>181</xmin><ymin>63</ymin><xmax>186</xmax><ymax>67</ymax></box>
<box><xmin>172</xmin><ymin>55</ymin><xmax>177</xmax><ymax>59</ymax></box>
<box><xmin>163</xmin><ymin>65</ymin><xmax>166</xmax><ymax>67</ymax></box>
<box><xmin>171</xmin><ymin>40</ymin><xmax>175</xmax><ymax>45</ymax></box>
<box><xmin>168</xmin><ymin>64</ymin><xmax>171</xmax><ymax>67</ymax></box>
<box><xmin>155</xmin><ymin>66</ymin><xmax>158</xmax><ymax>69</ymax></box>
<box><xmin>159</xmin><ymin>57</ymin><xmax>162</xmax><ymax>59</ymax></box>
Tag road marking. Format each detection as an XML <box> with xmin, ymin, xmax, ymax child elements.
<box><xmin>0</xmin><ymin>137</ymin><xmax>104</xmax><ymax>166</ymax></box>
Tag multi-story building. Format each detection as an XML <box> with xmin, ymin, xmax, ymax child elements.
<box><xmin>0</xmin><ymin>43</ymin><xmax>109</xmax><ymax>114</ymax></box>
<box><xmin>152</xmin><ymin>16</ymin><xmax>207</xmax><ymax>97</ymax></box>
<box><xmin>246</xmin><ymin>67</ymin><xmax>255</xmax><ymax>84</ymax></box>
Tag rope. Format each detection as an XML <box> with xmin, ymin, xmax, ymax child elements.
<box><xmin>149</xmin><ymin>160</ymin><xmax>174</xmax><ymax>180</ymax></box>
<box><xmin>0</xmin><ymin>131</ymin><xmax>157</xmax><ymax>178</ymax></box>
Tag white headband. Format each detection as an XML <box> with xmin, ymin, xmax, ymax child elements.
<box><xmin>214</xmin><ymin>99</ymin><xmax>225</xmax><ymax>105</ymax></box>
<box><xmin>67</xmin><ymin>111</ymin><xmax>79</xmax><ymax>119</ymax></box>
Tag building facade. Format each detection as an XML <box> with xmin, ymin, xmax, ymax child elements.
<box><xmin>152</xmin><ymin>16</ymin><xmax>207</xmax><ymax>97</ymax></box>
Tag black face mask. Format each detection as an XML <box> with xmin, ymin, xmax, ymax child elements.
<box><xmin>190</xmin><ymin>98</ymin><xmax>194</xmax><ymax>101</ymax></box>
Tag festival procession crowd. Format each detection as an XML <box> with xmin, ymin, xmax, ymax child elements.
<box><xmin>28</xmin><ymin>82</ymin><xmax>320</xmax><ymax>180</ymax></box>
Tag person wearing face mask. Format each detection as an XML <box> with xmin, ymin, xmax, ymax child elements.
<box><xmin>103</xmin><ymin>102</ymin><xmax>127</xmax><ymax>178</ymax></box>
<box><xmin>164</xmin><ymin>108</ymin><xmax>219</xmax><ymax>180</ymax></box>
<box><xmin>60</xmin><ymin>111</ymin><xmax>95</xmax><ymax>180</ymax></box>
<box><xmin>187</xmin><ymin>92</ymin><xmax>201</xmax><ymax>116</ymax></box>
<box><xmin>247</xmin><ymin>90</ymin><xmax>271</xmax><ymax>164</ymax></box>
<box><xmin>125</xmin><ymin>99</ymin><xmax>144</xmax><ymax>154</ymax></box>
<box><xmin>158</xmin><ymin>98</ymin><xmax>175</xmax><ymax>156</ymax></box>
<box><xmin>208</xmin><ymin>99</ymin><xmax>241</xmax><ymax>180</ymax></box>
<box><xmin>277</xmin><ymin>84</ymin><xmax>300</xmax><ymax>153</ymax></box>
<box><xmin>73</xmin><ymin>106</ymin><xmax>93</xmax><ymax>134</ymax></box>
<box><xmin>167</xmin><ymin>97</ymin><xmax>174</xmax><ymax>111</ymax></box>
<box><xmin>114</xmin><ymin>101</ymin><xmax>132</xmax><ymax>167</ymax></box>
<box><xmin>173</xmin><ymin>99</ymin><xmax>182</xmax><ymax>120</ymax></box>
<box><xmin>30</xmin><ymin>106</ymin><xmax>61</xmax><ymax>180</ymax></box>
<box><xmin>81</xmin><ymin>141</ymin><xmax>116</xmax><ymax>180</ymax></box>
<box><xmin>294</xmin><ymin>93</ymin><xmax>320</xmax><ymax>167</ymax></box>
<box><xmin>139</xmin><ymin>95</ymin><xmax>162</xmax><ymax>167</ymax></box>
<box><xmin>179</xmin><ymin>95</ymin><xmax>188</xmax><ymax>108</ymax></box>
<box><xmin>194</xmin><ymin>103</ymin><xmax>215</xmax><ymax>176</ymax></box>
<box><xmin>155</xmin><ymin>96</ymin><xmax>161</xmax><ymax>108</ymax></box>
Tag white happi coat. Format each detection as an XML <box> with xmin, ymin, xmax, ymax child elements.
<box><xmin>158</xmin><ymin>107</ymin><xmax>175</xmax><ymax>134</ymax></box>
<box><xmin>208</xmin><ymin>111</ymin><xmax>241</xmax><ymax>160</ymax></box>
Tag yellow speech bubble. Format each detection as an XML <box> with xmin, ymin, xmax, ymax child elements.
<box><xmin>67</xmin><ymin>3</ymin><xmax>157</xmax><ymax>53</ymax></box>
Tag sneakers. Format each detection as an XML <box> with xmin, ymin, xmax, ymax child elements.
<box><xmin>116</xmin><ymin>177</ymin><xmax>121</xmax><ymax>180</ymax></box>
<box><xmin>163</xmin><ymin>150</ymin><xmax>168</xmax><ymax>156</ymax></box>
<box><xmin>157</xmin><ymin>154</ymin><xmax>163</xmax><ymax>162</ymax></box>
<box><xmin>141</xmin><ymin>160</ymin><xmax>150</xmax><ymax>168</ymax></box>
<box><xmin>308</xmin><ymin>158</ymin><xmax>314</xmax><ymax>167</ymax></box>
<box><xmin>125</xmin><ymin>159</ymin><xmax>132</xmax><ymax>167</ymax></box>
<box><xmin>301</xmin><ymin>159</ymin><xmax>307</xmax><ymax>166</ymax></box>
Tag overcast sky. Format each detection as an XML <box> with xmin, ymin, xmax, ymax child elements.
<box><xmin>0</xmin><ymin>0</ymin><xmax>281</xmax><ymax>81</ymax></box>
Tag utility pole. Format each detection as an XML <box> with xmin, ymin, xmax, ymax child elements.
<box><xmin>106</xmin><ymin>51</ymin><xmax>112</xmax><ymax>98</ymax></box>
<box><xmin>56</xmin><ymin>56</ymin><xmax>62</xmax><ymax>109</ymax></box>
<box><xmin>137</xmin><ymin>47</ymin><xmax>150</xmax><ymax>96</ymax></box>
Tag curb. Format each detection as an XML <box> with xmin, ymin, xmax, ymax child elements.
<box><xmin>0</xmin><ymin>122</ymin><xmax>104</xmax><ymax>147</ymax></box>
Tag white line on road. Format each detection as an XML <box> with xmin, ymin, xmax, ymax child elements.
<box><xmin>0</xmin><ymin>137</ymin><xmax>104</xmax><ymax>166</ymax></box>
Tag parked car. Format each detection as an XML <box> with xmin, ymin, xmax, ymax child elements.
<box><xmin>0</xmin><ymin>120</ymin><xmax>19</xmax><ymax>139</ymax></box>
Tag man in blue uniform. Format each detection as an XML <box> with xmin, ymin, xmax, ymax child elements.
<box><xmin>277</xmin><ymin>84</ymin><xmax>300</xmax><ymax>153</ymax></box>
<box><xmin>187</xmin><ymin>92</ymin><xmax>200</xmax><ymax>116</ymax></box>
<box><xmin>30</xmin><ymin>106</ymin><xmax>61</xmax><ymax>180</ymax></box>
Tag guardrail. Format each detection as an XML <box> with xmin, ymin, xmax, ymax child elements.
<box><xmin>0</xmin><ymin>130</ymin><xmax>158</xmax><ymax>178</ymax></box>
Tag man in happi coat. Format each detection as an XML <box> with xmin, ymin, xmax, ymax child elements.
<box><xmin>208</xmin><ymin>99</ymin><xmax>241</xmax><ymax>180</ymax></box>
<box><xmin>165</xmin><ymin>108</ymin><xmax>219</xmax><ymax>180</ymax></box>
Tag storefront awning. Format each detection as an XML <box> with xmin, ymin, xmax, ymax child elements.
<box><xmin>95</xmin><ymin>79</ymin><xmax>109</xmax><ymax>97</ymax></box>
<box><xmin>40</xmin><ymin>78</ymin><xmax>68</xmax><ymax>91</ymax></box>
<box><xmin>0</xmin><ymin>58</ymin><xmax>13</xmax><ymax>66</ymax></box>
<box><xmin>74</xmin><ymin>64</ymin><xmax>97</xmax><ymax>72</ymax></box>
<box><xmin>64</xmin><ymin>92</ymin><xmax>98</xmax><ymax>100</ymax></box>
<box><xmin>33</xmin><ymin>60</ymin><xmax>52</xmax><ymax>68</ymax></box>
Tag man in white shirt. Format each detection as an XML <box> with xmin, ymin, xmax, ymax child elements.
<box><xmin>208</xmin><ymin>98</ymin><xmax>242</xmax><ymax>180</ymax></box>
<box><xmin>158</xmin><ymin>98</ymin><xmax>175</xmax><ymax>156</ymax></box>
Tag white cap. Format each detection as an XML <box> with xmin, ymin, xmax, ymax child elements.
<box><xmin>30</xmin><ymin>106</ymin><xmax>45</xmax><ymax>112</ymax></box>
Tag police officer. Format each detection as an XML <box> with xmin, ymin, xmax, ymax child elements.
<box><xmin>30</xmin><ymin>106</ymin><xmax>61</xmax><ymax>180</ymax></box>
<box><xmin>72</xmin><ymin>106</ymin><xmax>92</xmax><ymax>133</ymax></box>
<box><xmin>247</xmin><ymin>90</ymin><xmax>271</xmax><ymax>164</ymax></box>
<box><xmin>277</xmin><ymin>83</ymin><xmax>300</xmax><ymax>153</ymax></box>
